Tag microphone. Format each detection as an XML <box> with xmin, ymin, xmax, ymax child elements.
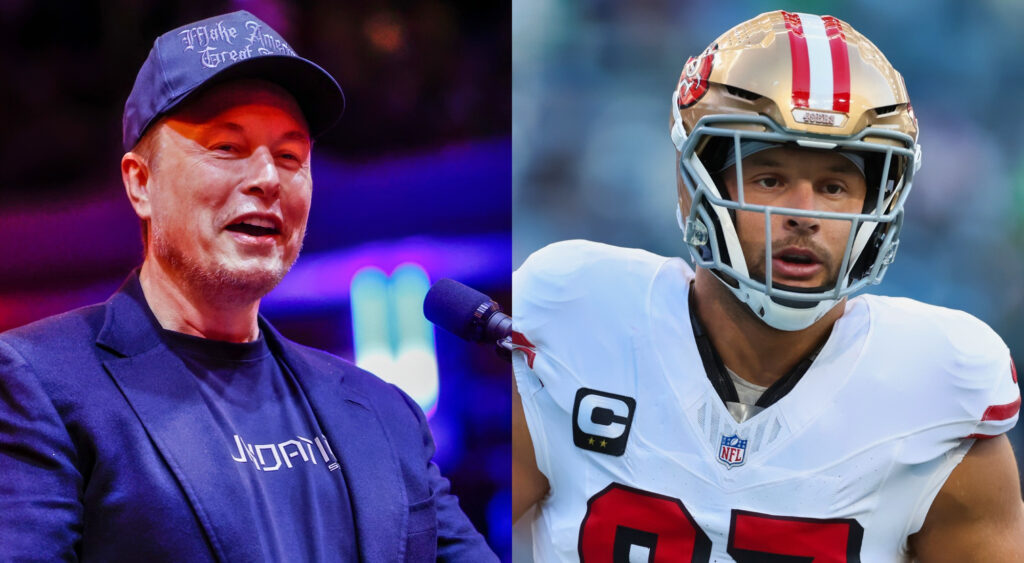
<box><xmin>423</xmin><ymin>279</ymin><xmax>512</xmax><ymax>344</ymax></box>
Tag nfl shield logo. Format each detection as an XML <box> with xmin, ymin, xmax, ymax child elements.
<box><xmin>718</xmin><ymin>434</ymin><xmax>747</xmax><ymax>468</ymax></box>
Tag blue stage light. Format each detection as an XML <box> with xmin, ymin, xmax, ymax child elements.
<box><xmin>350</xmin><ymin>264</ymin><xmax>439</xmax><ymax>417</ymax></box>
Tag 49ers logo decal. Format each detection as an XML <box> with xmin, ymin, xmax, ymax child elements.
<box><xmin>676</xmin><ymin>44</ymin><xmax>717</xmax><ymax>109</ymax></box>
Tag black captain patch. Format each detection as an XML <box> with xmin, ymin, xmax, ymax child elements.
<box><xmin>572</xmin><ymin>387</ymin><xmax>636</xmax><ymax>456</ymax></box>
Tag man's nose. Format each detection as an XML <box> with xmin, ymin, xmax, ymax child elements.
<box><xmin>243</xmin><ymin>146</ymin><xmax>281</xmax><ymax>199</ymax></box>
<box><xmin>780</xmin><ymin>181</ymin><xmax>820</xmax><ymax>233</ymax></box>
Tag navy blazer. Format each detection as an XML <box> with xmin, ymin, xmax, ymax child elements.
<box><xmin>0</xmin><ymin>275</ymin><xmax>497</xmax><ymax>562</ymax></box>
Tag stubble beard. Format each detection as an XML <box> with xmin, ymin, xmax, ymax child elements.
<box><xmin>151</xmin><ymin>226</ymin><xmax>301</xmax><ymax>307</ymax></box>
<box><xmin>746</xmin><ymin>235</ymin><xmax>839</xmax><ymax>292</ymax></box>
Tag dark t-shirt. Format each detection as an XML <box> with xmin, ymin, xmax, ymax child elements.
<box><xmin>161</xmin><ymin>329</ymin><xmax>357</xmax><ymax>562</ymax></box>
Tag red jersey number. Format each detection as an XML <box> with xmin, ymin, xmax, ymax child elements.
<box><xmin>578</xmin><ymin>484</ymin><xmax>864</xmax><ymax>562</ymax></box>
<box><xmin>729</xmin><ymin>510</ymin><xmax>864</xmax><ymax>562</ymax></box>
<box><xmin>578</xmin><ymin>483</ymin><xmax>711</xmax><ymax>562</ymax></box>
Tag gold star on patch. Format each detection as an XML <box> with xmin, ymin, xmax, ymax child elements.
<box><xmin>588</xmin><ymin>437</ymin><xmax>595</xmax><ymax>445</ymax></box>
<box><xmin>600</xmin><ymin>440</ymin><xmax>607</xmax><ymax>448</ymax></box>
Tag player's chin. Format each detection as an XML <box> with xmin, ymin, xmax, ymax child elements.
<box><xmin>751</xmin><ymin>266</ymin><xmax>835</xmax><ymax>291</ymax></box>
<box><xmin>769</xmin><ymin>270</ymin><xmax>840</xmax><ymax>293</ymax></box>
<box><xmin>770</xmin><ymin>277</ymin><xmax>828</xmax><ymax>290</ymax></box>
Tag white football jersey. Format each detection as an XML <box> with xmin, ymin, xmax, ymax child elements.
<box><xmin>512</xmin><ymin>240</ymin><xmax>1020</xmax><ymax>563</ymax></box>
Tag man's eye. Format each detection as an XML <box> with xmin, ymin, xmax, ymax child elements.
<box><xmin>823</xmin><ymin>183</ymin><xmax>845</xmax><ymax>195</ymax></box>
<box><xmin>755</xmin><ymin>177</ymin><xmax>779</xmax><ymax>188</ymax></box>
<box><xmin>213</xmin><ymin>144</ymin><xmax>237</xmax><ymax>152</ymax></box>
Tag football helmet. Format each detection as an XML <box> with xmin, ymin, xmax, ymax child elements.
<box><xmin>671</xmin><ymin>10</ymin><xmax>921</xmax><ymax>331</ymax></box>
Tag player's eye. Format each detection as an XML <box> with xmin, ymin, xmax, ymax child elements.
<box><xmin>754</xmin><ymin>177</ymin><xmax>780</xmax><ymax>189</ymax></box>
<box><xmin>822</xmin><ymin>183</ymin><xmax>845</xmax><ymax>196</ymax></box>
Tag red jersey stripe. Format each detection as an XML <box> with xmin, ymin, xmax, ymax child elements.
<box><xmin>822</xmin><ymin>16</ymin><xmax>850</xmax><ymax>113</ymax></box>
<box><xmin>980</xmin><ymin>395</ymin><xmax>1021</xmax><ymax>422</ymax></box>
<box><xmin>782</xmin><ymin>11</ymin><xmax>810</xmax><ymax>109</ymax></box>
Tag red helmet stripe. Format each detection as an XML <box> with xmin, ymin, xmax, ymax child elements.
<box><xmin>822</xmin><ymin>16</ymin><xmax>850</xmax><ymax>113</ymax></box>
<box><xmin>782</xmin><ymin>11</ymin><xmax>810</xmax><ymax>109</ymax></box>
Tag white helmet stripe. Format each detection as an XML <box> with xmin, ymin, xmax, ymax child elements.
<box><xmin>797</xmin><ymin>14</ymin><xmax>835</xmax><ymax>111</ymax></box>
<box><xmin>784</xmin><ymin>12</ymin><xmax>851</xmax><ymax>113</ymax></box>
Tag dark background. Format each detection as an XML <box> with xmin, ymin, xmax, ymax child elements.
<box><xmin>1</xmin><ymin>0</ymin><xmax>512</xmax><ymax>559</ymax></box>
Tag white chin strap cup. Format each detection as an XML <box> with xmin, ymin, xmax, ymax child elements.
<box><xmin>743</xmin><ymin>290</ymin><xmax>839</xmax><ymax>331</ymax></box>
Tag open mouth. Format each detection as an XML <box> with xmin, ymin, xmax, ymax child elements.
<box><xmin>773</xmin><ymin>247</ymin><xmax>820</xmax><ymax>266</ymax></box>
<box><xmin>770</xmin><ymin>247</ymin><xmax>823</xmax><ymax>281</ymax></box>
<box><xmin>225</xmin><ymin>216</ymin><xmax>282</xmax><ymax>237</ymax></box>
<box><xmin>778</xmin><ymin>252</ymin><xmax>816</xmax><ymax>265</ymax></box>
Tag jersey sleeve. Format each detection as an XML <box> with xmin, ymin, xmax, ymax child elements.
<box><xmin>512</xmin><ymin>240</ymin><xmax>661</xmax><ymax>408</ymax></box>
<box><xmin>936</xmin><ymin>309</ymin><xmax>1020</xmax><ymax>439</ymax></box>
<box><xmin>881</xmin><ymin>298</ymin><xmax>1021</xmax><ymax>444</ymax></box>
<box><xmin>965</xmin><ymin>356</ymin><xmax>1019</xmax><ymax>439</ymax></box>
<box><xmin>511</xmin><ymin>240</ymin><xmax>665</xmax><ymax>478</ymax></box>
<box><xmin>868</xmin><ymin>298</ymin><xmax>1022</xmax><ymax>540</ymax></box>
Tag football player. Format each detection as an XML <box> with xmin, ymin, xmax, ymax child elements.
<box><xmin>512</xmin><ymin>10</ymin><xmax>1023</xmax><ymax>561</ymax></box>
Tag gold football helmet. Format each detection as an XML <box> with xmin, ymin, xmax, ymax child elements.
<box><xmin>671</xmin><ymin>10</ymin><xmax>921</xmax><ymax>330</ymax></box>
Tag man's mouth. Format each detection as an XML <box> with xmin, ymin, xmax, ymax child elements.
<box><xmin>777</xmin><ymin>252</ymin><xmax>816</xmax><ymax>265</ymax></box>
<box><xmin>225</xmin><ymin>215</ymin><xmax>281</xmax><ymax>237</ymax></box>
<box><xmin>770</xmin><ymin>246</ymin><xmax>823</xmax><ymax>281</ymax></box>
<box><xmin>773</xmin><ymin>247</ymin><xmax>820</xmax><ymax>265</ymax></box>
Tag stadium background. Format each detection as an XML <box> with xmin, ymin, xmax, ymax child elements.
<box><xmin>514</xmin><ymin>1</ymin><xmax>1024</xmax><ymax>557</ymax></box>
<box><xmin>0</xmin><ymin>1</ymin><xmax>512</xmax><ymax>559</ymax></box>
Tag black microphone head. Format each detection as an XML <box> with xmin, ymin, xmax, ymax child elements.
<box><xmin>423</xmin><ymin>278</ymin><xmax>495</xmax><ymax>342</ymax></box>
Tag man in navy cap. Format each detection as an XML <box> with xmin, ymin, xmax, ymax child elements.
<box><xmin>0</xmin><ymin>11</ymin><xmax>496</xmax><ymax>562</ymax></box>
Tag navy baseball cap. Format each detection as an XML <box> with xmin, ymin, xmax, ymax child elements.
<box><xmin>122</xmin><ymin>10</ymin><xmax>344</xmax><ymax>152</ymax></box>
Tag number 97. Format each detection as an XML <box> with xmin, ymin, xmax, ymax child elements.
<box><xmin>578</xmin><ymin>483</ymin><xmax>864</xmax><ymax>562</ymax></box>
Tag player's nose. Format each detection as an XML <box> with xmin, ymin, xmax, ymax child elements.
<box><xmin>780</xmin><ymin>181</ymin><xmax>820</xmax><ymax>233</ymax></box>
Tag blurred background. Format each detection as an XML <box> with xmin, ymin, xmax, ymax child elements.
<box><xmin>514</xmin><ymin>0</ymin><xmax>1024</xmax><ymax>501</ymax></box>
<box><xmin>0</xmin><ymin>0</ymin><xmax>511</xmax><ymax>559</ymax></box>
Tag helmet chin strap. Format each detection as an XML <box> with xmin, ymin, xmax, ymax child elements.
<box><xmin>734</xmin><ymin>283</ymin><xmax>839</xmax><ymax>331</ymax></box>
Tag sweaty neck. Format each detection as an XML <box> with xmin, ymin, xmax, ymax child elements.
<box><xmin>139</xmin><ymin>259</ymin><xmax>262</xmax><ymax>343</ymax></box>
<box><xmin>691</xmin><ymin>268</ymin><xmax>843</xmax><ymax>388</ymax></box>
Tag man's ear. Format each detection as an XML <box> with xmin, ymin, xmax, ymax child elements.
<box><xmin>122</xmin><ymin>151</ymin><xmax>152</xmax><ymax>221</ymax></box>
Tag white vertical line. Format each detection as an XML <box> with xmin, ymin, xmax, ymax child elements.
<box><xmin>798</xmin><ymin>13</ymin><xmax>833</xmax><ymax>110</ymax></box>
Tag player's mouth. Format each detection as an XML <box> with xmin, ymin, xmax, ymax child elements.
<box><xmin>771</xmin><ymin>246</ymin><xmax>823</xmax><ymax>281</ymax></box>
<box><xmin>224</xmin><ymin>213</ymin><xmax>283</xmax><ymax>245</ymax></box>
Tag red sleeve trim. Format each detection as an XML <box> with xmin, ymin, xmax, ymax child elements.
<box><xmin>510</xmin><ymin>331</ymin><xmax>537</xmax><ymax>369</ymax></box>
<box><xmin>980</xmin><ymin>395</ymin><xmax>1021</xmax><ymax>422</ymax></box>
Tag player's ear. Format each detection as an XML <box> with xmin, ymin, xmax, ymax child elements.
<box><xmin>122</xmin><ymin>150</ymin><xmax>152</xmax><ymax>221</ymax></box>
